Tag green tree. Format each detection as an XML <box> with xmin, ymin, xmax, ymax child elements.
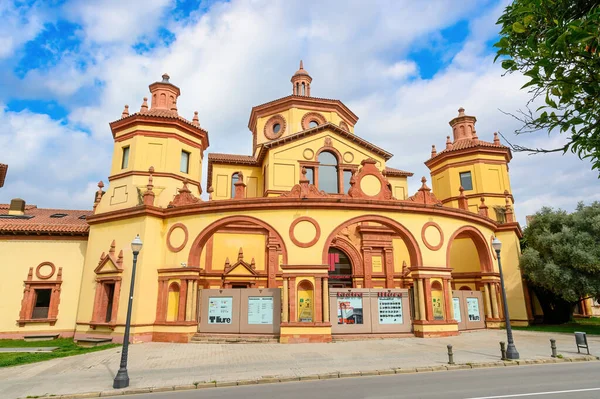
<box><xmin>495</xmin><ymin>0</ymin><xmax>600</xmax><ymax>173</ymax></box>
<box><xmin>520</xmin><ymin>202</ymin><xmax>600</xmax><ymax>323</ymax></box>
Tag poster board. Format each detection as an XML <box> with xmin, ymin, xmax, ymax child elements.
<box><xmin>247</xmin><ymin>296</ymin><xmax>274</xmax><ymax>325</ymax></box>
<box><xmin>208</xmin><ymin>297</ymin><xmax>233</xmax><ymax>324</ymax></box>
<box><xmin>378</xmin><ymin>296</ymin><xmax>403</xmax><ymax>324</ymax></box>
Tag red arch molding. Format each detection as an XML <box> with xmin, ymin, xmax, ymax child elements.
<box><xmin>187</xmin><ymin>215</ymin><xmax>288</xmax><ymax>267</ymax></box>
<box><xmin>446</xmin><ymin>225</ymin><xmax>493</xmax><ymax>272</ymax></box>
<box><xmin>321</xmin><ymin>214</ymin><xmax>423</xmax><ymax>267</ymax></box>
<box><xmin>329</xmin><ymin>236</ymin><xmax>364</xmax><ymax>276</ymax></box>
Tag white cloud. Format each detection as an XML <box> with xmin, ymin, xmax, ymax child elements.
<box><xmin>0</xmin><ymin>1</ymin><xmax>47</xmax><ymax>59</ymax></box>
<box><xmin>2</xmin><ymin>0</ymin><xmax>598</xmax><ymax>226</ymax></box>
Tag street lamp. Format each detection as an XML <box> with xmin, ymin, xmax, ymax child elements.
<box><xmin>113</xmin><ymin>234</ymin><xmax>143</xmax><ymax>389</ymax></box>
<box><xmin>491</xmin><ymin>236</ymin><xmax>519</xmax><ymax>360</ymax></box>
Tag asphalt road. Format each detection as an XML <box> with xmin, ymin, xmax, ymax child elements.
<box><xmin>123</xmin><ymin>362</ymin><xmax>600</xmax><ymax>399</ymax></box>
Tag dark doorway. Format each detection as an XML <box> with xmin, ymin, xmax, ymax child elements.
<box><xmin>327</xmin><ymin>248</ymin><xmax>353</xmax><ymax>288</ymax></box>
<box><xmin>32</xmin><ymin>289</ymin><xmax>51</xmax><ymax>319</ymax></box>
<box><xmin>104</xmin><ymin>283</ymin><xmax>115</xmax><ymax>322</ymax></box>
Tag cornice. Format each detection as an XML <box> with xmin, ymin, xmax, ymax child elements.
<box><xmin>425</xmin><ymin>146</ymin><xmax>512</xmax><ymax>170</ymax></box>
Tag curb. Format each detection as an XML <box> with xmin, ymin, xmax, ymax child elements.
<box><xmin>20</xmin><ymin>355</ymin><xmax>599</xmax><ymax>399</ymax></box>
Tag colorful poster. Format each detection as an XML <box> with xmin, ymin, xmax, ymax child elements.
<box><xmin>467</xmin><ymin>297</ymin><xmax>481</xmax><ymax>321</ymax></box>
<box><xmin>378</xmin><ymin>296</ymin><xmax>403</xmax><ymax>324</ymax></box>
<box><xmin>337</xmin><ymin>297</ymin><xmax>364</xmax><ymax>325</ymax></box>
<box><xmin>453</xmin><ymin>297</ymin><xmax>462</xmax><ymax>323</ymax></box>
<box><xmin>432</xmin><ymin>291</ymin><xmax>445</xmax><ymax>320</ymax></box>
<box><xmin>248</xmin><ymin>296</ymin><xmax>273</xmax><ymax>325</ymax></box>
<box><xmin>298</xmin><ymin>290</ymin><xmax>313</xmax><ymax>322</ymax></box>
<box><xmin>208</xmin><ymin>297</ymin><xmax>233</xmax><ymax>324</ymax></box>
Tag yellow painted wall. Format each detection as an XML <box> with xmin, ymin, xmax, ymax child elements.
<box><xmin>210</xmin><ymin>164</ymin><xmax>263</xmax><ymax>200</ymax></box>
<box><xmin>448</xmin><ymin>238</ymin><xmax>481</xmax><ymax>273</ymax></box>
<box><xmin>0</xmin><ymin>239</ymin><xmax>87</xmax><ymax>335</ymax></box>
<box><xmin>496</xmin><ymin>230</ymin><xmax>528</xmax><ymax>321</ymax></box>
<box><xmin>387</xmin><ymin>176</ymin><xmax>408</xmax><ymax>200</ymax></box>
<box><xmin>392</xmin><ymin>238</ymin><xmax>410</xmax><ymax>272</ymax></box>
<box><xmin>210</xmin><ymin>232</ymin><xmax>266</xmax><ymax>271</ymax></box>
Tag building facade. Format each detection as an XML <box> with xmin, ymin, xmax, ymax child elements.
<box><xmin>0</xmin><ymin>64</ymin><xmax>534</xmax><ymax>343</ymax></box>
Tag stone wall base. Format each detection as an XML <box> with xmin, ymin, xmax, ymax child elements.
<box><xmin>279</xmin><ymin>334</ymin><xmax>333</xmax><ymax>343</ymax></box>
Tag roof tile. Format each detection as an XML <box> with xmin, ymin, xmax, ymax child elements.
<box><xmin>0</xmin><ymin>205</ymin><xmax>91</xmax><ymax>235</ymax></box>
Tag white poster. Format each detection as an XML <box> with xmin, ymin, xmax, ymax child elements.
<box><xmin>378</xmin><ymin>297</ymin><xmax>403</xmax><ymax>324</ymax></box>
<box><xmin>453</xmin><ymin>297</ymin><xmax>462</xmax><ymax>323</ymax></box>
<box><xmin>466</xmin><ymin>297</ymin><xmax>481</xmax><ymax>321</ymax></box>
<box><xmin>248</xmin><ymin>296</ymin><xmax>273</xmax><ymax>325</ymax></box>
<box><xmin>336</xmin><ymin>297</ymin><xmax>363</xmax><ymax>325</ymax></box>
<box><xmin>208</xmin><ymin>297</ymin><xmax>233</xmax><ymax>324</ymax></box>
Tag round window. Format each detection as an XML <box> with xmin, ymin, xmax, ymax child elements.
<box><xmin>273</xmin><ymin>123</ymin><xmax>281</xmax><ymax>133</ymax></box>
<box><xmin>309</xmin><ymin>120</ymin><xmax>318</xmax><ymax>128</ymax></box>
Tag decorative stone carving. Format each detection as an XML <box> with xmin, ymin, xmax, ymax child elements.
<box><xmin>280</xmin><ymin>167</ymin><xmax>328</xmax><ymax>199</ymax></box>
<box><xmin>168</xmin><ymin>180</ymin><xmax>202</xmax><ymax>207</ymax></box>
<box><xmin>407</xmin><ymin>177</ymin><xmax>442</xmax><ymax>206</ymax></box>
<box><xmin>223</xmin><ymin>248</ymin><xmax>258</xmax><ymax>276</ymax></box>
<box><xmin>347</xmin><ymin>158</ymin><xmax>394</xmax><ymax>200</ymax></box>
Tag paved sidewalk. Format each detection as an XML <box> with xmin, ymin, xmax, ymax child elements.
<box><xmin>1</xmin><ymin>330</ymin><xmax>598</xmax><ymax>399</ymax></box>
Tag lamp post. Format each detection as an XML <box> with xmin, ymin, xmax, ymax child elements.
<box><xmin>491</xmin><ymin>237</ymin><xmax>519</xmax><ymax>360</ymax></box>
<box><xmin>113</xmin><ymin>234</ymin><xmax>143</xmax><ymax>389</ymax></box>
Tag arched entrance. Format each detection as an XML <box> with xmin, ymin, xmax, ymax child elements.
<box><xmin>327</xmin><ymin>248</ymin><xmax>353</xmax><ymax>288</ymax></box>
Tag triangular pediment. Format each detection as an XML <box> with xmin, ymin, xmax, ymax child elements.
<box><xmin>94</xmin><ymin>241</ymin><xmax>124</xmax><ymax>275</ymax></box>
<box><xmin>223</xmin><ymin>248</ymin><xmax>258</xmax><ymax>276</ymax></box>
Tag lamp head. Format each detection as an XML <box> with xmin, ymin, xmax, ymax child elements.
<box><xmin>131</xmin><ymin>234</ymin><xmax>143</xmax><ymax>253</ymax></box>
<box><xmin>491</xmin><ymin>236</ymin><xmax>502</xmax><ymax>252</ymax></box>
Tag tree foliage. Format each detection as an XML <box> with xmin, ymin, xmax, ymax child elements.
<box><xmin>495</xmin><ymin>0</ymin><xmax>600</xmax><ymax>174</ymax></box>
<box><xmin>520</xmin><ymin>202</ymin><xmax>600</xmax><ymax>322</ymax></box>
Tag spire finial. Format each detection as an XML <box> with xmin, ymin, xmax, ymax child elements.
<box><xmin>458</xmin><ymin>107</ymin><xmax>465</xmax><ymax>116</ymax></box>
<box><xmin>141</xmin><ymin>97</ymin><xmax>148</xmax><ymax>112</ymax></box>
<box><xmin>192</xmin><ymin>111</ymin><xmax>200</xmax><ymax>126</ymax></box>
<box><xmin>446</xmin><ymin>136</ymin><xmax>453</xmax><ymax>150</ymax></box>
<box><xmin>299</xmin><ymin>60</ymin><xmax>304</xmax><ymax>70</ymax></box>
<box><xmin>121</xmin><ymin>105</ymin><xmax>129</xmax><ymax>118</ymax></box>
<box><xmin>493</xmin><ymin>132</ymin><xmax>500</xmax><ymax>145</ymax></box>
<box><xmin>431</xmin><ymin>145</ymin><xmax>437</xmax><ymax>158</ymax></box>
<box><xmin>162</xmin><ymin>73</ymin><xmax>170</xmax><ymax>83</ymax></box>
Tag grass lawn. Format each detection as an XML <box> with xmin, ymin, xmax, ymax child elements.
<box><xmin>513</xmin><ymin>317</ymin><xmax>600</xmax><ymax>335</ymax></box>
<box><xmin>0</xmin><ymin>338</ymin><xmax>120</xmax><ymax>368</ymax></box>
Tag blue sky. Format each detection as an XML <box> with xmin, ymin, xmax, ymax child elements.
<box><xmin>0</xmin><ymin>0</ymin><xmax>598</xmax><ymax>223</ymax></box>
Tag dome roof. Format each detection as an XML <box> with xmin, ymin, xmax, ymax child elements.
<box><xmin>293</xmin><ymin>60</ymin><xmax>310</xmax><ymax>77</ymax></box>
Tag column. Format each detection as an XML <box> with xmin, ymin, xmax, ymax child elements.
<box><xmin>412</xmin><ymin>283</ymin><xmax>420</xmax><ymax>321</ymax></box>
<box><xmin>185</xmin><ymin>279</ymin><xmax>194</xmax><ymax>321</ymax></box>
<box><xmin>424</xmin><ymin>278</ymin><xmax>433</xmax><ymax>321</ymax></box>
<box><xmin>190</xmin><ymin>280</ymin><xmax>198</xmax><ymax>321</ymax></box>
<box><xmin>483</xmin><ymin>283</ymin><xmax>493</xmax><ymax>319</ymax></box>
<box><xmin>282</xmin><ymin>277</ymin><xmax>289</xmax><ymax>323</ymax></box>
<box><xmin>490</xmin><ymin>283</ymin><xmax>500</xmax><ymax>319</ymax></box>
<box><xmin>315</xmin><ymin>277</ymin><xmax>322</xmax><ymax>322</ymax></box>
<box><xmin>322</xmin><ymin>278</ymin><xmax>329</xmax><ymax>322</ymax></box>
<box><xmin>417</xmin><ymin>279</ymin><xmax>426</xmax><ymax>322</ymax></box>
<box><xmin>363</xmin><ymin>247</ymin><xmax>373</xmax><ymax>288</ymax></box>
<box><xmin>443</xmin><ymin>279</ymin><xmax>453</xmax><ymax>321</ymax></box>
<box><xmin>156</xmin><ymin>279</ymin><xmax>165</xmax><ymax>322</ymax></box>
<box><xmin>288</xmin><ymin>278</ymin><xmax>296</xmax><ymax>322</ymax></box>
<box><xmin>178</xmin><ymin>279</ymin><xmax>188</xmax><ymax>322</ymax></box>
<box><xmin>384</xmin><ymin>248</ymin><xmax>395</xmax><ymax>288</ymax></box>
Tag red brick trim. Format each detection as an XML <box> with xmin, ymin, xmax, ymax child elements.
<box><xmin>329</xmin><ymin>237</ymin><xmax>363</xmax><ymax>277</ymax></box>
<box><xmin>108</xmin><ymin>170</ymin><xmax>201</xmax><ymax>189</ymax></box>
<box><xmin>279</xmin><ymin>334</ymin><xmax>332</xmax><ymax>343</ymax></box>
<box><xmin>152</xmin><ymin>331</ymin><xmax>194</xmax><ymax>343</ymax></box>
<box><xmin>0</xmin><ymin>235</ymin><xmax>88</xmax><ymax>241</ymax></box>
<box><xmin>35</xmin><ymin>262</ymin><xmax>56</xmax><ymax>280</ymax></box>
<box><xmin>114</xmin><ymin>130</ymin><xmax>203</xmax><ymax>150</ymax></box>
<box><xmin>301</xmin><ymin>112</ymin><xmax>327</xmax><ymax>130</ymax></box>
<box><xmin>264</xmin><ymin>114</ymin><xmax>286</xmax><ymax>140</ymax></box>
<box><xmin>166</xmin><ymin>223</ymin><xmax>188</xmax><ymax>252</ymax></box>
<box><xmin>446</xmin><ymin>226</ymin><xmax>493</xmax><ymax>272</ymax></box>
<box><xmin>289</xmin><ymin>216</ymin><xmax>321</xmax><ymax>248</ymax></box>
<box><xmin>421</xmin><ymin>222</ymin><xmax>444</xmax><ymax>251</ymax></box>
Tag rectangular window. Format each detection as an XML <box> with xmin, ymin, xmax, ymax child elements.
<box><xmin>121</xmin><ymin>146</ymin><xmax>130</xmax><ymax>169</ymax></box>
<box><xmin>459</xmin><ymin>171</ymin><xmax>473</xmax><ymax>190</ymax></box>
<box><xmin>32</xmin><ymin>289</ymin><xmax>52</xmax><ymax>319</ymax></box>
<box><xmin>305</xmin><ymin>167</ymin><xmax>314</xmax><ymax>185</ymax></box>
<box><xmin>180</xmin><ymin>150</ymin><xmax>190</xmax><ymax>173</ymax></box>
<box><xmin>104</xmin><ymin>283</ymin><xmax>115</xmax><ymax>323</ymax></box>
<box><xmin>343</xmin><ymin>170</ymin><xmax>353</xmax><ymax>193</ymax></box>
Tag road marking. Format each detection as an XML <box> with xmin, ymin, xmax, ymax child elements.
<box><xmin>466</xmin><ymin>387</ymin><xmax>600</xmax><ymax>398</ymax></box>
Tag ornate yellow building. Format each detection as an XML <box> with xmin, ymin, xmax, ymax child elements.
<box><xmin>0</xmin><ymin>63</ymin><xmax>532</xmax><ymax>343</ymax></box>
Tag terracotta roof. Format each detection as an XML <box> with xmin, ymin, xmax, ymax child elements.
<box><xmin>208</xmin><ymin>153</ymin><xmax>257</xmax><ymax>165</ymax></box>
<box><xmin>384</xmin><ymin>167</ymin><xmax>414</xmax><ymax>177</ymax></box>
<box><xmin>426</xmin><ymin>137</ymin><xmax>511</xmax><ymax>167</ymax></box>
<box><xmin>0</xmin><ymin>163</ymin><xmax>6</xmax><ymax>188</ymax></box>
<box><xmin>0</xmin><ymin>205</ymin><xmax>92</xmax><ymax>235</ymax></box>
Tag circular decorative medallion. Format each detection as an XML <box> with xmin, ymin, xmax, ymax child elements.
<box><xmin>167</xmin><ymin>223</ymin><xmax>189</xmax><ymax>252</ymax></box>
<box><xmin>264</xmin><ymin>115</ymin><xmax>286</xmax><ymax>140</ymax></box>
<box><xmin>360</xmin><ymin>174</ymin><xmax>382</xmax><ymax>196</ymax></box>
<box><xmin>289</xmin><ymin>217</ymin><xmax>321</xmax><ymax>248</ymax></box>
<box><xmin>343</xmin><ymin>151</ymin><xmax>354</xmax><ymax>163</ymax></box>
<box><xmin>301</xmin><ymin>112</ymin><xmax>327</xmax><ymax>130</ymax></box>
<box><xmin>36</xmin><ymin>262</ymin><xmax>56</xmax><ymax>280</ymax></box>
<box><xmin>421</xmin><ymin>222</ymin><xmax>444</xmax><ymax>251</ymax></box>
<box><xmin>303</xmin><ymin>148</ymin><xmax>315</xmax><ymax>160</ymax></box>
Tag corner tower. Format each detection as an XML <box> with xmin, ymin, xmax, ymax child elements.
<box><xmin>95</xmin><ymin>74</ymin><xmax>209</xmax><ymax>213</ymax></box>
<box><xmin>425</xmin><ymin>108</ymin><xmax>515</xmax><ymax>223</ymax></box>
